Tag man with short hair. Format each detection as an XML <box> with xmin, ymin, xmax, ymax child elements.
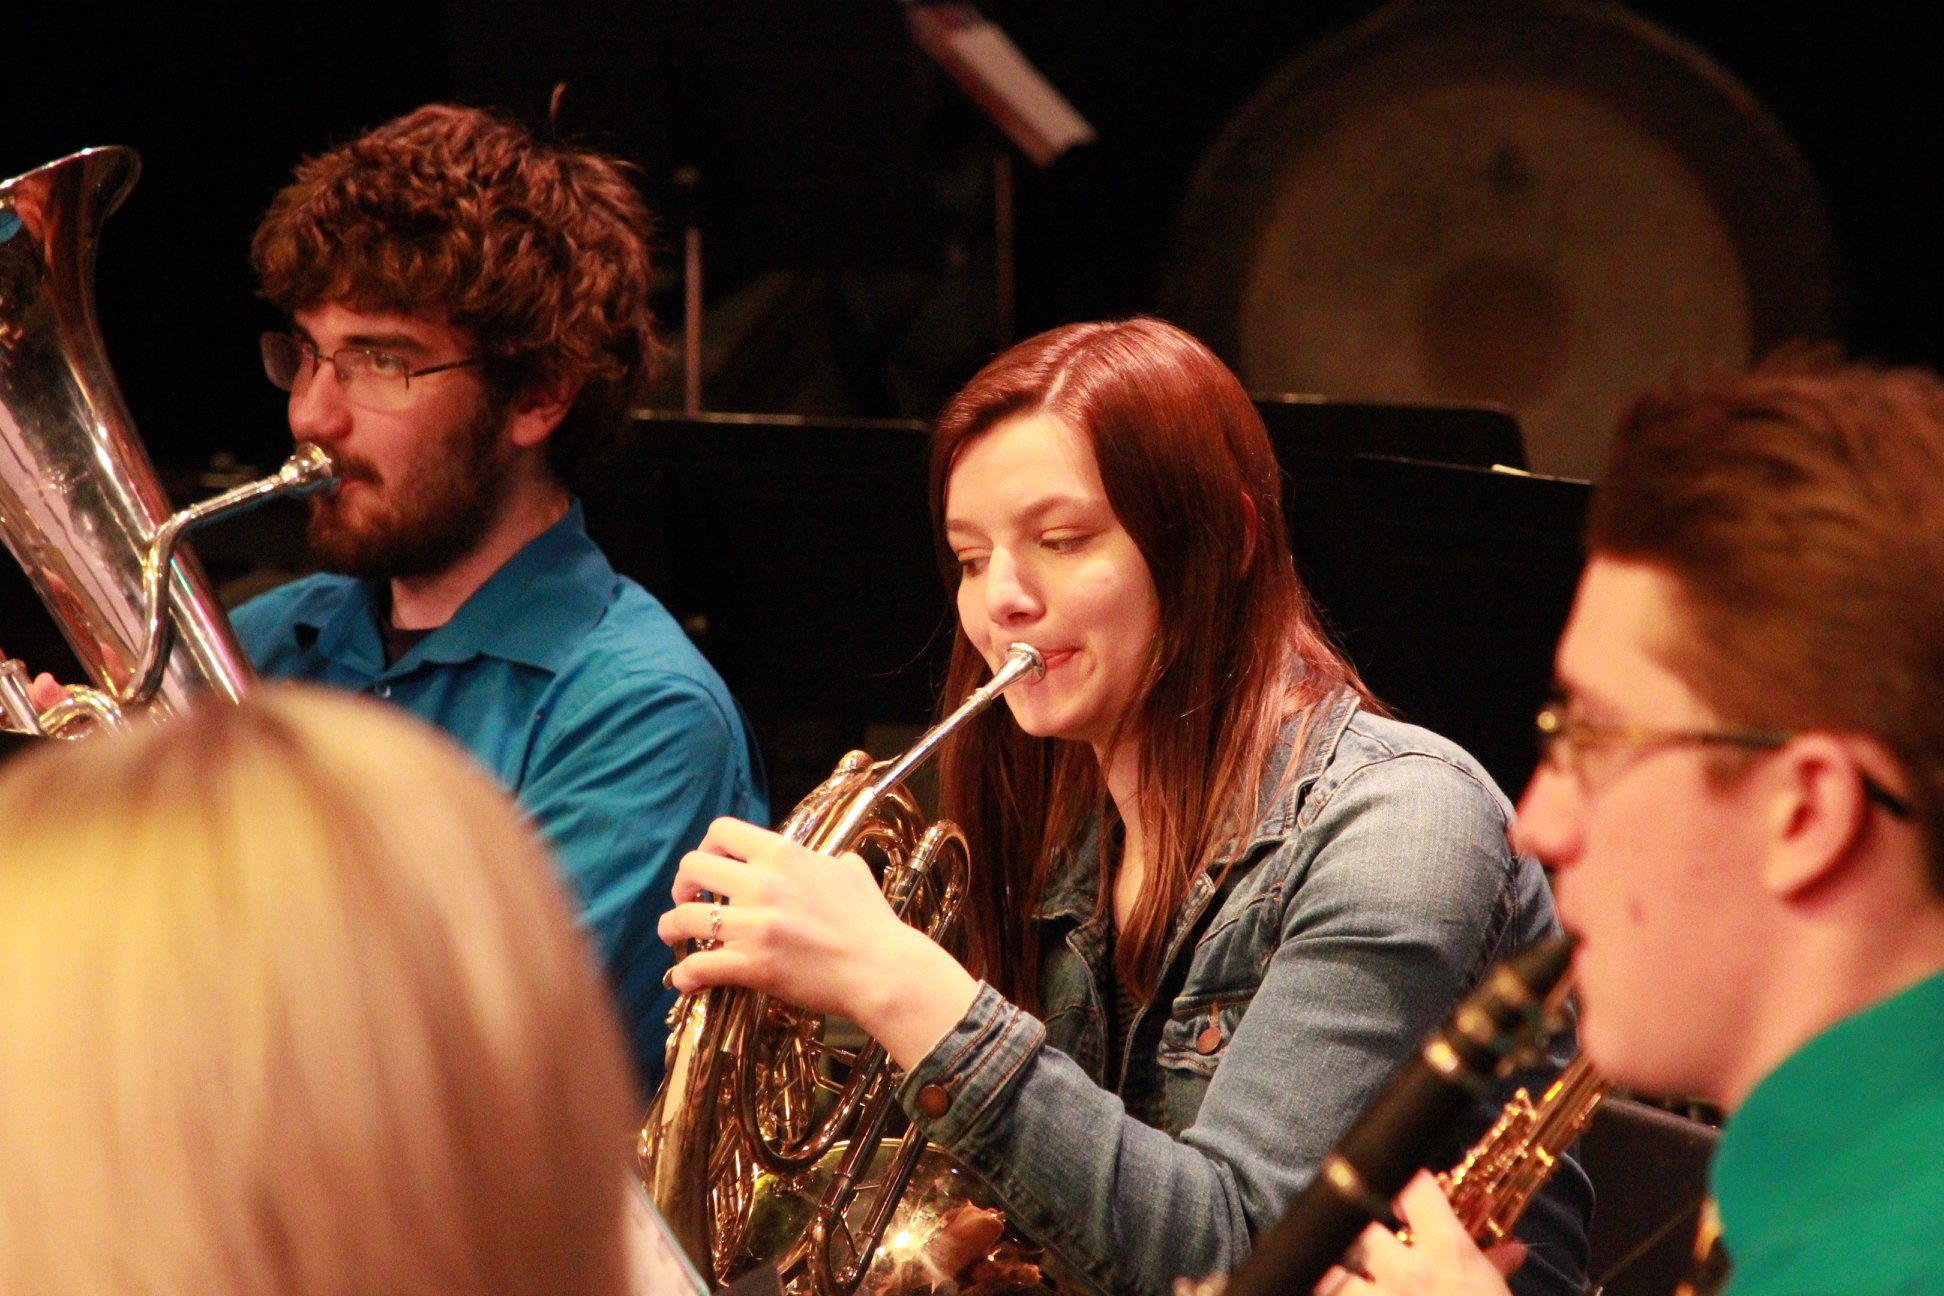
<box><xmin>1342</xmin><ymin>357</ymin><xmax>1944</xmax><ymax>1296</ymax></box>
<box><xmin>235</xmin><ymin>104</ymin><xmax>767</xmax><ymax>1092</ymax></box>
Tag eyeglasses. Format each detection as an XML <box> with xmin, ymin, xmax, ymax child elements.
<box><xmin>260</xmin><ymin>332</ymin><xmax>483</xmax><ymax>413</ymax></box>
<box><xmin>1534</xmin><ymin>706</ymin><xmax>1913</xmax><ymax>818</ymax></box>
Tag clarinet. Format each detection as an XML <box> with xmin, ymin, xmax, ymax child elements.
<box><xmin>1222</xmin><ymin>935</ymin><xmax>1576</xmax><ymax>1296</ymax></box>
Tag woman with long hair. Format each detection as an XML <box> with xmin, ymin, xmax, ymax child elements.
<box><xmin>663</xmin><ymin>318</ymin><xmax>1589</xmax><ymax>1294</ymax></box>
<box><xmin>0</xmin><ymin>688</ymin><xmax>639</xmax><ymax>1296</ymax></box>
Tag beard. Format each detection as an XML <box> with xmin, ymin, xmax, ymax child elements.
<box><xmin>304</xmin><ymin>399</ymin><xmax>515</xmax><ymax>582</ymax></box>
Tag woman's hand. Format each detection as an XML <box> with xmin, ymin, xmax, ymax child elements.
<box><xmin>658</xmin><ymin>817</ymin><xmax>983</xmax><ymax>1069</ymax></box>
<box><xmin>1322</xmin><ymin>1173</ymin><xmax>1518</xmax><ymax>1296</ymax></box>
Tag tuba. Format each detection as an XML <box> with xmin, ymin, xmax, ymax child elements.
<box><xmin>0</xmin><ymin>147</ymin><xmax>334</xmax><ymax>734</ymax></box>
<box><xmin>639</xmin><ymin>643</ymin><xmax>1061</xmax><ymax>1296</ymax></box>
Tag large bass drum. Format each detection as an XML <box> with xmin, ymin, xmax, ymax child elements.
<box><xmin>1158</xmin><ymin>0</ymin><xmax>1838</xmax><ymax>480</ymax></box>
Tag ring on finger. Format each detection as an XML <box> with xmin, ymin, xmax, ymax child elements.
<box><xmin>707</xmin><ymin>899</ymin><xmax>723</xmax><ymax>945</ymax></box>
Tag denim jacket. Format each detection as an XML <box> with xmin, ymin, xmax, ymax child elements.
<box><xmin>894</xmin><ymin>689</ymin><xmax>1592</xmax><ymax>1295</ymax></box>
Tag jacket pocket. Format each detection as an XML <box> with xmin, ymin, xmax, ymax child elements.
<box><xmin>1155</xmin><ymin>994</ymin><xmax>1254</xmax><ymax>1080</ymax></box>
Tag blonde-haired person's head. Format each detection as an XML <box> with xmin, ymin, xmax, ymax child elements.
<box><xmin>0</xmin><ymin>687</ymin><xmax>635</xmax><ymax>1295</ymax></box>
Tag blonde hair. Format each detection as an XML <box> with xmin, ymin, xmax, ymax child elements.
<box><xmin>0</xmin><ymin>688</ymin><xmax>635</xmax><ymax>1295</ymax></box>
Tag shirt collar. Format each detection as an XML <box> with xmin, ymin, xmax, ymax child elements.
<box><xmin>1711</xmin><ymin>967</ymin><xmax>1944</xmax><ymax>1263</ymax></box>
<box><xmin>1029</xmin><ymin>686</ymin><xmax>1363</xmax><ymax>924</ymax></box>
<box><xmin>294</xmin><ymin>499</ymin><xmax>615</xmax><ymax>676</ymax></box>
<box><xmin>1240</xmin><ymin>685</ymin><xmax>1360</xmax><ymax>844</ymax></box>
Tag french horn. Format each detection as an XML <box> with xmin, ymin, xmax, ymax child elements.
<box><xmin>638</xmin><ymin>642</ymin><xmax>1066</xmax><ymax>1296</ymax></box>
<box><xmin>0</xmin><ymin>146</ymin><xmax>334</xmax><ymax>734</ymax></box>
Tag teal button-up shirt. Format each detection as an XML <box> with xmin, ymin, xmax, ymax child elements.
<box><xmin>233</xmin><ymin>502</ymin><xmax>767</xmax><ymax>1092</ymax></box>
<box><xmin>1713</xmin><ymin>968</ymin><xmax>1944</xmax><ymax>1295</ymax></box>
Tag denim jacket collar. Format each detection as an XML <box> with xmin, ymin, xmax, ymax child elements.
<box><xmin>1030</xmin><ymin>686</ymin><xmax>1364</xmax><ymax>947</ymax></box>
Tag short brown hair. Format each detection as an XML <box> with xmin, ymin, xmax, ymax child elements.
<box><xmin>251</xmin><ymin>103</ymin><xmax>661</xmax><ymax>491</ymax></box>
<box><xmin>1591</xmin><ymin>353</ymin><xmax>1944</xmax><ymax>885</ymax></box>
<box><xmin>0</xmin><ymin>688</ymin><xmax>634</xmax><ymax>1295</ymax></box>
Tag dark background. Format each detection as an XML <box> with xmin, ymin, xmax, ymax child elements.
<box><xmin>6</xmin><ymin>1</ymin><xmax>1942</xmax><ymax>799</ymax></box>
<box><xmin>8</xmin><ymin>1</ymin><xmax>1942</xmax><ymax>476</ymax></box>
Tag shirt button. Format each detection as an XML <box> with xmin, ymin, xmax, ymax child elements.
<box><xmin>916</xmin><ymin>1083</ymin><xmax>951</xmax><ymax>1119</ymax></box>
<box><xmin>372</xmin><ymin>683</ymin><xmax>391</xmax><ymax>699</ymax></box>
<box><xmin>1195</xmin><ymin>1024</ymin><xmax>1223</xmax><ymax>1055</ymax></box>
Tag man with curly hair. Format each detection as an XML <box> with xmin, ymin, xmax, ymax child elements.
<box><xmin>234</xmin><ymin>104</ymin><xmax>767</xmax><ymax>1094</ymax></box>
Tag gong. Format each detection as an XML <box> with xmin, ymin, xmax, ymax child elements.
<box><xmin>1159</xmin><ymin>0</ymin><xmax>1837</xmax><ymax>479</ymax></box>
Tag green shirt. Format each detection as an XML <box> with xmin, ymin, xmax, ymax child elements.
<box><xmin>1713</xmin><ymin>969</ymin><xmax>1944</xmax><ymax>1295</ymax></box>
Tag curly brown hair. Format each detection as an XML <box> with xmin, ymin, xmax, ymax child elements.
<box><xmin>251</xmin><ymin>103</ymin><xmax>661</xmax><ymax>491</ymax></box>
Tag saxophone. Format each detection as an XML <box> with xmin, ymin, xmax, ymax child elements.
<box><xmin>1438</xmin><ymin>1054</ymin><xmax>1608</xmax><ymax>1248</ymax></box>
<box><xmin>1179</xmin><ymin>1051</ymin><xmax>1606</xmax><ymax>1296</ymax></box>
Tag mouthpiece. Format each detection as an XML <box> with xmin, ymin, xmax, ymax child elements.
<box><xmin>829</xmin><ymin>641</ymin><xmax>1047</xmax><ymax>849</ymax></box>
<box><xmin>999</xmin><ymin>641</ymin><xmax>1046</xmax><ymax>686</ymax></box>
<box><xmin>281</xmin><ymin>443</ymin><xmax>339</xmax><ymax>496</ymax></box>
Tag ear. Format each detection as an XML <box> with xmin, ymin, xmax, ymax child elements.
<box><xmin>504</xmin><ymin>371</ymin><xmax>581</xmax><ymax>450</ymax></box>
<box><xmin>1760</xmin><ymin>733</ymin><xmax>1876</xmax><ymax>899</ymax></box>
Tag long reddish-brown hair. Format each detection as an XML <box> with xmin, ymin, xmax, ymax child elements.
<box><xmin>930</xmin><ymin>318</ymin><xmax>1378</xmax><ymax>1004</ymax></box>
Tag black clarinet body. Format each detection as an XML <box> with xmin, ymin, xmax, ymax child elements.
<box><xmin>1223</xmin><ymin>936</ymin><xmax>1576</xmax><ymax>1296</ymax></box>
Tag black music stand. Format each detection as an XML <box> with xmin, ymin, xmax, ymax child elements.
<box><xmin>606</xmin><ymin>402</ymin><xmax>1587</xmax><ymax>809</ymax></box>
<box><xmin>1319</xmin><ymin>456</ymin><xmax>1587</xmax><ymax>794</ymax></box>
<box><xmin>1254</xmin><ymin>394</ymin><xmax>1527</xmax><ymax>470</ymax></box>
<box><xmin>596</xmin><ymin>412</ymin><xmax>948</xmax><ymax>811</ymax></box>
<box><xmin>1257</xmin><ymin>396</ymin><xmax>1586</xmax><ymax>794</ymax></box>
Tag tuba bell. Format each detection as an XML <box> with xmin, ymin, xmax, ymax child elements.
<box><xmin>0</xmin><ymin>147</ymin><xmax>335</xmax><ymax>734</ymax></box>
<box><xmin>638</xmin><ymin>643</ymin><xmax>1066</xmax><ymax>1296</ymax></box>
